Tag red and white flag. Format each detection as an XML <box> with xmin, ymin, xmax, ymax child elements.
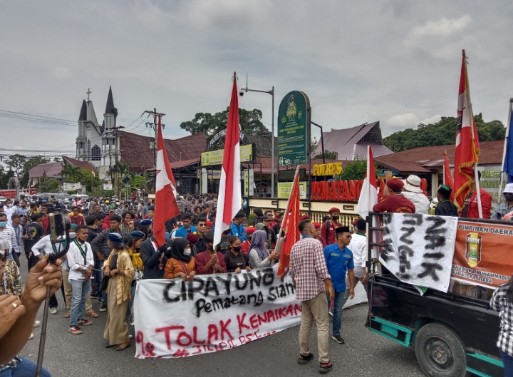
<box><xmin>356</xmin><ymin>145</ymin><xmax>378</xmax><ymax>219</ymax></box>
<box><xmin>452</xmin><ymin>49</ymin><xmax>480</xmax><ymax>210</ymax></box>
<box><xmin>277</xmin><ymin>166</ymin><xmax>301</xmax><ymax>278</ymax></box>
<box><xmin>214</xmin><ymin>73</ymin><xmax>242</xmax><ymax>248</ymax></box>
<box><xmin>443</xmin><ymin>150</ymin><xmax>454</xmax><ymax>189</ymax></box>
<box><xmin>154</xmin><ymin>115</ymin><xmax>179</xmax><ymax>247</ymax></box>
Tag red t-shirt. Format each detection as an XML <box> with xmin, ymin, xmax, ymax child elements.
<box><xmin>373</xmin><ymin>194</ymin><xmax>415</xmax><ymax>213</ymax></box>
<box><xmin>463</xmin><ymin>189</ymin><xmax>492</xmax><ymax>219</ymax></box>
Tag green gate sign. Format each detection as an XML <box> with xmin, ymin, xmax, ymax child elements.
<box><xmin>277</xmin><ymin>91</ymin><xmax>310</xmax><ymax>166</ymax></box>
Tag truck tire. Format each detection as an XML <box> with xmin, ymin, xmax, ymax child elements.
<box><xmin>414</xmin><ymin>322</ymin><xmax>466</xmax><ymax>377</ymax></box>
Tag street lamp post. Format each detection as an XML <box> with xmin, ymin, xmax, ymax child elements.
<box><xmin>240</xmin><ymin>80</ymin><xmax>275</xmax><ymax>198</ymax></box>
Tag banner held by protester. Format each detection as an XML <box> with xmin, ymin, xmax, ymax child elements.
<box><xmin>133</xmin><ymin>267</ymin><xmax>301</xmax><ymax>359</ymax></box>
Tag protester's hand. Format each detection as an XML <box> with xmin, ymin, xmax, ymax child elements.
<box><xmin>268</xmin><ymin>251</ymin><xmax>277</xmax><ymax>261</ymax></box>
<box><xmin>110</xmin><ymin>269</ymin><xmax>119</xmax><ymax>277</ymax></box>
<box><xmin>84</xmin><ymin>269</ymin><xmax>92</xmax><ymax>280</ymax></box>
<box><xmin>185</xmin><ymin>271</ymin><xmax>195</xmax><ymax>282</ymax></box>
<box><xmin>23</xmin><ymin>256</ymin><xmax>62</xmax><ymax>306</ymax></box>
<box><xmin>385</xmin><ymin>170</ymin><xmax>393</xmax><ymax>181</ymax></box>
<box><xmin>0</xmin><ymin>294</ymin><xmax>25</xmax><ymax>339</ymax></box>
<box><xmin>235</xmin><ymin>267</ymin><xmax>241</xmax><ymax>273</ymax></box>
<box><xmin>348</xmin><ymin>287</ymin><xmax>355</xmax><ymax>300</ymax></box>
<box><xmin>363</xmin><ymin>273</ymin><xmax>369</xmax><ymax>287</ymax></box>
<box><xmin>325</xmin><ymin>279</ymin><xmax>334</xmax><ymax>302</ymax></box>
<box><xmin>175</xmin><ymin>272</ymin><xmax>186</xmax><ymax>278</ymax></box>
<box><xmin>245</xmin><ymin>266</ymin><xmax>252</xmax><ymax>272</ymax></box>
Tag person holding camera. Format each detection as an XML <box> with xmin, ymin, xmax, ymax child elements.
<box><xmin>0</xmin><ymin>256</ymin><xmax>63</xmax><ymax>376</ymax></box>
<box><xmin>103</xmin><ymin>233</ymin><xmax>134</xmax><ymax>351</ymax></box>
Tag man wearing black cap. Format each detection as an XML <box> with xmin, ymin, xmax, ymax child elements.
<box><xmin>435</xmin><ymin>185</ymin><xmax>458</xmax><ymax>216</ymax></box>
<box><xmin>323</xmin><ymin>226</ymin><xmax>355</xmax><ymax>345</ymax></box>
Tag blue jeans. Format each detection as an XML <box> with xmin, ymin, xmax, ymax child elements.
<box><xmin>329</xmin><ymin>290</ymin><xmax>348</xmax><ymax>337</ymax></box>
<box><xmin>0</xmin><ymin>357</ymin><xmax>51</xmax><ymax>377</ymax></box>
<box><xmin>70</xmin><ymin>279</ymin><xmax>91</xmax><ymax>327</ymax></box>
<box><xmin>501</xmin><ymin>351</ymin><xmax>513</xmax><ymax>377</ymax></box>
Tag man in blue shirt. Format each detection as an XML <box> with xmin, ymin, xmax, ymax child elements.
<box><xmin>174</xmin><ymin>214</ymin><xmax>197</xmax><ymax>239</ymax></box>
<box><xmin>323</xmin><ymin>226</ymin><xmax>355</xmax><ymax>344</ymax></box>
<box><xmin>230</xmin><ymin>211</ymin><xmax>247</xmax><ymax>242</ymax></box>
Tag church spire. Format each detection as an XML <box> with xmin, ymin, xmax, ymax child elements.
<box><xmin>79</xmin><ymin>99</ymin><xmax>87</xmax><ymax>121</ymax></box>
<box><xmin>105</xmin><ymin>86</ymin><xmax>115</xmax><ymax>115</ymax></box>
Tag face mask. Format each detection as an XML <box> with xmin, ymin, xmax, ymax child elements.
<box><xmin>0</xmin><ymin>222</ymin><xmax>6</xmax><ymax>227</ymax></box>
<box><xmin>233</xmin><ymin>246</ymin><xmax>241</xmax><ymax>252</ymax></box>
<box><xmin>332</xmin><ymin>216</ymin><xmax>339</xmax><ymax>221</ymax></box>
<box><xmin>184</xmin><ymin>248</ymin><xmax>191</xmax><ymax>256</ymax></box>
<box><xmin>504</xmin><ymin>194</ymin><xmax>513</xmax><ymax>202</ymax></box>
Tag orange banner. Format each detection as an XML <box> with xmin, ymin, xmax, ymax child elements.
<box><xmin>451</xmin><ymin>220</ymin><xmax>513</xmax><ymax>288</ymax></box>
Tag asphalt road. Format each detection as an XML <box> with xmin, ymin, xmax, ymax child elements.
<box><xmin>20</xmin><ymin>292</ymin><xmax>425</xmax><ymax>377</ymax></box>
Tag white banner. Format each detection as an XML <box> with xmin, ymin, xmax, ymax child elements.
<box><xmin>134</xmin><ymin>266</ymin><xmax>301</xmax><ymax>358</ymax></box>
<box><xmin>379</xmin><ymin>213</ymin><xmax>458</xmax><ymax>292</ymax></box>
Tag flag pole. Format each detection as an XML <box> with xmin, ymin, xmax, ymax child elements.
<box><xmin>498</xmin><ymin>99</ymin><xmax>513</xmax><ymax>204</ymax></box>
<box><xmin>463</xmin><ymin>50</ymin><xmax>482</xmax><ymax>218</ymax></box>
<box><xmin>443</xmin><ymin>150</ymin><xmax>447</xmax><ymax>185</ymax></box>
<box><xmin>275</xmin><ymin>165</ymin><xmax>300</xmax><ymax>255</ymax></box>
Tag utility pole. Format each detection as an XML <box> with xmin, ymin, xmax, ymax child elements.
<box><xmin>144</xmin><ymin>108</ymin><xmax>166</xmax><ymax>165</ymax></box>
<box><xmin>144</xmin><ymin>109</ymin><xmax>165</xmax><ymax>194</ymax></box>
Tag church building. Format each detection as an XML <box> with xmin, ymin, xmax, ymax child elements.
<box><xmin>75</xmin><ymin>87</ymin><xmax>120</xmax><ymax>187</ymax></box>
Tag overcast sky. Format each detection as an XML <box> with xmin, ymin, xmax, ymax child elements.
<box><xmin>1</xmin><ymin>0</ymin><xmax>512</xmax><ymax>158</ymax></box>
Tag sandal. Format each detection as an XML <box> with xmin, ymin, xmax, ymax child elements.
<box><xmin>105</xmin><ymin>343</ymin><xmax>117</xmax><ymax>348</ymax></box>
<box><xmin>319</xmin><ymin>361</ymin><xmax>333</xmax><ymax>374</ymax></box>
<box><xmin>87</xmin><ymin>310</ymin><xmax>99</xmax><ymax>318</ymax></box>
<box><xmin>297</xmin><ymin>352</ymin><xmax>314</xmax><ymax>365</ymax></box>
<box><xmin>116</xmin><ymin>343</ymin><xmax>131</xmax><ymax>351</ymax></box>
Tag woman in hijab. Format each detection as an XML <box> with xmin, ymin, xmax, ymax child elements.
<box><xmin>225</xmin><ymin>236</ymin><xmax>251</xmax><ymax>273</ymax></box>
<box><xmin>248</xmin><ymin>230</ymin><xmax>278</xmax><ymax>269</ymax></box>
<box><xmin>164</xmin><ymin>238</ymin><xmax>196</xmax><ymax>281</ymax></box>
<box><xmin>103</xmin><ymin>233</ymin><xmax>134</xmax><ymax>351</ymax></box>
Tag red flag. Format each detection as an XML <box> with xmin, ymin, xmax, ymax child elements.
<box><xmin>154</xmin><ymin>115</ymin><xmax>179</xmax><ymax>246</ymax></box>
<box><xmin>443</xmin><ymin>150</ymin><xmax>454</xmax><ymax>189</ymax></box>
<box><xmin>214</xmin><ymin>73</ymin><xmax>242</xmax><ymax>248</ymax></box>
<box><xmin>277</xmin><ymin>166</ymin><xmax>301</xmax><ymax>277</ymax></box>
<box><xmin>356</xmin><ymin>145</ymin><xmax>378</xmax><ymax>219</ymax></box>
<box><xmin>452</xmin><ymin>49</ymin><xmax>480</xmax><ymax>210</ymax></box>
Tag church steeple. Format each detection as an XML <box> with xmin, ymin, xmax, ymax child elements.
<box><xmin>105</xmin><ymin>86</ymin><xmax>115</xmax><ymax>115</ymax></box>
<box><xmin>79</xmin><ymin>99</ymin><xmax>87</xmax><ymax>121</ymax></box>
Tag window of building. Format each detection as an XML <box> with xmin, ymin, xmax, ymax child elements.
<box><xmin>91</xmin><ymin>145</ymin><xmax>101</xmax><ymax>161</ymax></box>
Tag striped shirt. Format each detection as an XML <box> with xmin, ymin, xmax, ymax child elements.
<box><xmin>490</xmin><ymin>283</ymin><xmax>513</xmax><ymax>356</ymax></box>
<box><xmin>0</xmin><ymin>226</ymin><xmax>18</xmax><ymax>259</ymax></box>
<box><xmin>289</xmin><ymin>237</ymin><xmax>330</xmax><ymax>301</ymax></box>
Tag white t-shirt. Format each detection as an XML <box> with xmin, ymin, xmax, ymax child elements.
<box><xmin>348</xmin><ymin>233</ymin><xmax>367</xmax><ymax>278</ymax></box>
<box><xmin>402</xmin><ymin>191</ymin><xmax>430</xmax><ymax>214</ymax></box>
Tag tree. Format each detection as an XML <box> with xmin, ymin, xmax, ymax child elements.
<box><xmin>314</xmin><ymin>150</ymin><xmax>338</xmax><ymax>160</ymax></box>
<box><xmin>180</xmin><ymin>108</ymin><xmax>267</xmax><ymax>147</ymax></box>
<box><xmin>6</xmin><ymin>154</ymin><xmax>27</xmax><ymax>177</ymax></box>
<box><xmin>383</xmin><ymin>114</ymin><xmax>506</xmax><ymax>152</ymax></box>
<box><xmin>340</xmin><ymin>160</ymin><xmax>368</xmax><ymax>180</ymax></box>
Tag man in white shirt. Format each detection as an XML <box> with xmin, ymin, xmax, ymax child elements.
<box><xmin>67</xmin><ymin>225</ymin><xmax>94</xmax><ymax>335</ymax></box>
<box><xmin>402</xmin><ymin>175</ymin><xmax>430</xmax><ymax>214</ymax></box>
<box><xmin>348</xmin><ymin>219</ymin><xmax>368</xmax><ymax>292</ymax></box>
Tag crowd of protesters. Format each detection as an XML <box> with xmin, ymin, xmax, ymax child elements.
<box><xmin>2</xmin><ymin>171</ymin><xmax>513</xmax><ymax>375</ymax></box>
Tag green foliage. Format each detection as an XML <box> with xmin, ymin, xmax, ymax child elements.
<box><xmin>130</xmin><ymin>175</ymin><xmax>146</xmax><ymax>188</ymax></box>
<box><xmin>314</xmin><ymin>150</ymin><xmax>338</xmax><ymax>160</ymax></box>
<box><xmin>0</xmin><ymin>167</ymin><xmax>14</xmax><ymax>189</ymax></box>
<box><xmin>383</xmin><ymin>114</ymin><xmax>506</xmax><ymax>152</ymax></box>
<box><xmin>340</xmin><ymin>160</ymin><xmax>368</xmax><ymax>180</ymax></box>
<box><xmin>6</xmin><ymin>154</ymin><xmax>27</xmax><ymax>177</ymax></box>
<box><xmin>180</xmin><ymin>108</ymin><xmax>267</xmax><ymax>146</ymax></box>
<box><xmin>39</xmin><ymin>177</ymin><xmax>60</xmax><ymax>192</ymax></box>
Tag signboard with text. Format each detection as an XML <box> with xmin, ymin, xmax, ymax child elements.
<box><xmin>201</xmin><ymin>144</ymin><xmax>253</xmax><ymax>167</ymax></box>
<box><xmin>277</xmin><ymin>181</ymin><xmax>308</xmax><ymax>199</ymax></box>
<box><xmin>451</xmin><ymin>220</ymin><xmax>513</xmax><ymax>288</ymax></box>
<box><xmin>277</xmin><ymin>91</ymin><xmax>310</xmax><ymax>166</ymax></box>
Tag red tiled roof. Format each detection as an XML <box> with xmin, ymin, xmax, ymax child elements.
<box><xmin>375</xmin><ymin>140</ymin><xmax>503</xmax><ymax>173</ymax></box>
<box><xmin>28</xmin><ymin>162</ymin><xmax>63</xmax><ymax>179</ymax></box>
<box><xmin>118</xmin><ymin>131</ymin><xmax>207</xmax><ymax>172</ymax></box>
<box><xmin>62</xmin><ymin>156</ymin><xmax>96</xmax><ymax>172</ymax></box>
